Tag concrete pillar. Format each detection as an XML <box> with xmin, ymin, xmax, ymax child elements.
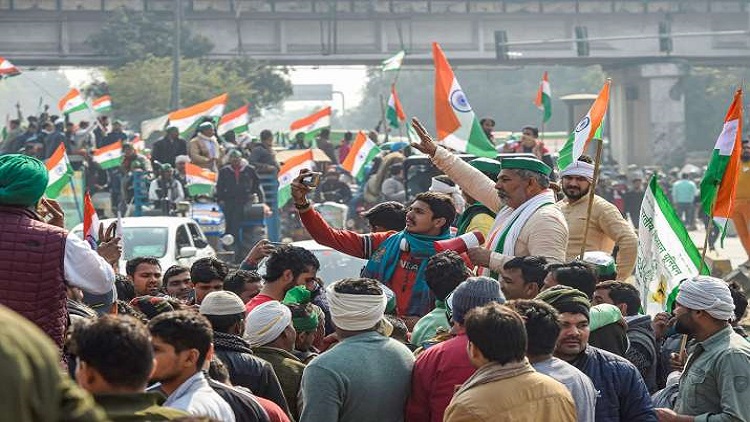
<box><xmin>278</xmin><ymin>20</ymin><xmax>287</xmax><ymax>54</ymax></box>
<box><xmin>606</xmin><ymin>62</ymin><xmax>687</xmax><ymax>170</ymax></box>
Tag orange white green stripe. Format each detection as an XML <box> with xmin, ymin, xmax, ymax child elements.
<box><xmin>700</xmin><ymin>88</ymin><xmax>743</xmax><ymax>238</ymax></box>
<box><xmin>93</xmin><ymin>141</ymin><xmax>122</xmax><ymax>170</ymax></box>
<box><xmin>58</xmin><ymin>88</ymin><xmax>88</xmax><ymax>115</ymax></box>
<box><xmin>342</xmin><ymin>131</ymin><xmax>381</xmax><ymax>182</ymax></box>
<box><xmin>535</xmin><ymin>71</ymin><xmax>552</xmax><ymax>123</ymax></box>
<box><xmin>386</xmin><ymin>84</ymin><xmax>406</xmax><ymax>129</ymax></box>
<box><xmin>218</xmin><ymin>105</ymin><xmax>250</xmax><ymax>135</ymax></box>
<box><xmin>92</xmin><ymin>95</ymin><xmax>112</xmax><ymax>113</ymax></box>
<box><xmin>433</xmin><ymin>42</ymin><xmax>496</xmax><ymax>158</ymax></box>
<box><xmin>289</xmin><ymin>107</ymin><xmax>331</xmax><ymax>142</ymax></box>
<box><xmin>185</xmin><ymin>162</ymin><xmax>217</xmax><ymax>196</ymax></box>
<box><xmin>168</xmin><ymin>93</ymin><xmax>227</xmax><ymax>136</ymax></box>
<box><xmin>278</xmin><ymin>149</ymin><xmax>315</xmax><ymax>208</ymax></box>
<box><xmin>0</xmin><ymin>57</ymin><xmax>20</xmax><ymax>78</ymax></box>
<box><xmin>45</xmin><ymin>143</ymin><xmax>73</xmax><ymax>198</ymax></box>
<box><xmin>557</xmin><ymin>80</ymin><xmax>611</xmax><ymax>171</ymax></box>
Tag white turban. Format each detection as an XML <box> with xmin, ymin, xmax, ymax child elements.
<box><xmin>430</xmin><ymin>177</ymin><xmax>465</xmax><ymax>213</ymax></box>
<box><xmin>327</xmin><ymin>281</ymin><xmax>387</xmax><ymax>331</ymax></box>
<box><xmin>175</xmin><ymin>155</ymin><xmax>191</xmax><ymax>164</ymax></box>
<box><xmin>560</xmin><ymin>161</ymin><xmax>595</xmax><ymax>180</ymax></box>
<box><xmin>244</xmin><ymin>301</ymin><xmax>292</xmax><ymax>348</ymax></box>
<box><xmin>676</xmin><ymin>276</ymin><xmax>735</xmax><ymax>321</ymax></box>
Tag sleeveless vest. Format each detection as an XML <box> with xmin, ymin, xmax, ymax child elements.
<box><xmin>0</xmin><ymin>205</ymin><xmax>67</xmax><ymax>349</ymax></box>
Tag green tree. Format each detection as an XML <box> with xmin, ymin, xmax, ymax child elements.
<box><xmin>87</xmin><ymin>8</ymin><xmax>213</xmax><ymax>67</ymax></box>
<box><xmin>103</xmin><ymin>56</ymin><xmax>291</xmax><ymax>125</ymax></box>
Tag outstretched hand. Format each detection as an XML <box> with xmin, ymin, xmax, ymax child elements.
<box><xmin>410</xmin><ymin>117</ymin><xmax>438</xmax><ymax>157</ymax></box>
<box><xmin>291</xmin><ymin>169</ymin><xmax>313</xmax><ymax>205</ymax></box>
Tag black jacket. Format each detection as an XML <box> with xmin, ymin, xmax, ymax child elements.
<box><xmin>625</xmin><ymin>314</ymin><xmax>657</xmax><ymax>393</ymax></box>
<box><xmin>216</xmin><ymin>163</ymin><xmax>265</xmax><ymax>204</ymax></box>
<box><xmin>212</xmin><ymin>333</ymin><xmax>290</xmax><ymax>415</ymax></box>
<box><xmin>207</xmin><ymin>378</ymin><xmax>270</xmax><ymax>422</ymax></box>
<box><xmin>151</xmin><ymin>137</ymin><xmax>188</xmax><ymax>167</ymax></box>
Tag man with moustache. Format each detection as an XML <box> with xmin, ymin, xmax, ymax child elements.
<box><xmin>558</xmin><ymin>157</ymin><xmax>637</xmax><ymax>280</ymax></box>
<box><xmin>732</xmin><ymin>139</ymin><xmax>750</xmax><ymax>266</ymax></box>
<box><xmin>410</xmin><ymin>119</ymin><xmax>568</xmax><ymax>279</ymax></box>
<box><xmin>537</xmin><ymin>286</ymin><xmax>656</xmax><ymax>422</ymax></box>
<box><xmin>654</xmin><ymin>276</ymin><xmax>750</xmax><ymax>422</ymax></box>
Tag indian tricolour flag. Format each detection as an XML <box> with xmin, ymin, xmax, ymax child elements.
<box><xmin>700</xmin><ymin>88</ymin><xmax>743</xmax><ymax>239</ymax></box>
<box><xmin>0</xmin><ymin>57</ymin><xmax>21</xmax><ymax>78</ymax></box>
<box><xmin>635</xmin><ymin>175</ymin><xmax>708</xmax><ymax>315</ymax></box>
<box><xmin>290</xmin><ymin>107</ymin><xmax>331</xmax><ymax>142</ymax></box>
<box><xmin>168</xmin><ymin>93</ymin><xmax>228</xmax><ymax>136</ymax></box>
<box><xmin>218</xmin><ymin>105</ymin><xmax>250</xmax><ymax>135</ymax></box>
<box><xmin>557</xmin><ymin>80</ymin><xmax>610</xmax><ymax>171</ymax></box>
<box><xmin>432</xmin><ymin>42</ymin><xmax>496</xmax><ymax>158</ymax></box>
<box><xmin>58</xmin><ymin>88</ymin><xmax>88</xmax><ymax>115</ymax></box>
<box><xmin>92</xmin><ymin>95</ymin><xmax>112</xmax><ymax>113</ymax></box>
<box><xmin>185</xmin><ymin>162</ymin><xmax>217</xmax><ymax>196</ymax></box>
<box><xmin>278</xmin><ymin>149</ymin><xmax>315</xmax><ymax>208</ymax></box>
<box><xmin>45</xmin><ymin>143</ymin><xmax>73</xmax><ymax>199</ymax></box>
<box><xmin>342</xmin><ymin>132</ymin><xmax>380</xmax><ymax>182</ymax></box>
<box><xmin>93</xmin><ymin>141</ymin><xmax>123</xmax><ymax>170</ymax></box>
<box><xmin>382</xmin><ymin>50</ymin><xmax>405</xmax><ymax>72</ymax></box>
<box><xmin>83</xmin><ymin>191</ymin><xmax>99</xmax><ymax>249</ymax></box>
<box><xmin>535</xmin><ymin>71</ymin><xmax>552</xmax><ymax>123</ymax></box>
<box><xmin>386</xmin><ymin>84</ymin><xmax>406</xmax><ymax>129</ymax></box>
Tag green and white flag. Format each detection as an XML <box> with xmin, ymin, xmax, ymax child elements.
<box><xmin>382</xmin><ymin>50</ymin><xmax>405</xmax><ymax>72</ymax></box>
<box><xmin>635</xmin><ymin>175</ymin><xmax>708</xmax><ymax>315</ymax></box>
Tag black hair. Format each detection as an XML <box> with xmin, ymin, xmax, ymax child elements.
<box><xmin>204</xmin><ymin>312</ymin><xmax>245</xmax><ymax>334</ymax></box>
<box><xmin>413</xmin><ymin>192</ymin><xmax>457</xmax><ymax>231</ymax></box>
<box><xmin>260</xmin><ymin>129</ymin><xmax>273</xmax><ymax>141</ymax></box>
<box><xmin>480</xmin><ymin>117</ymin><xmax>495</xmax><ymax>126</ymax></box>
<box><xmin>208</xmin><ymin>356</ymin><xmax>231</xmax><ymax>383</ymax></box>
<box><xmin>507</xmin><ymin>299</ymin><xmax>560</xmax><ymax>357</ymax></box>
<box><xmin>224</xmin><ymin>270</ymin><xmax>262</xmax><ymax>297</ymax></box>
<box><xmin>728</xmin><ymin>282</ymin><xmax>748</xmax><ymax>322</ymax></box>
<box><xmin>521</xmin><ymin>125</ymin><xmax>539</xmax><ymax>138</ymax></box>
<box><xmin>163</xmin><ymin>265</ymin><xmax>190</xmax><ymax>288</ymax></box>
<box><xmin>319</xmin><ymin>128</ymin><xmax>330</xmax><ymax>138</ymax></box>
<box><xmin>425</xmin><ymin>251</ymin><xmax>470</xmax><ymax>301</ymax></box>
<box><xmin>547</xmin><ymin>260</ymin><xmax>598</xmax><ymax>299</ymax></box>
<box><xmin>363</xmin><ymin>201</ymin><xmax>406</xmax><ymax>231</ymax></box>
<box><xmin>595</xmin><ymin>281</ymin><xmax>641</xmax><ymax>316</ymax></box>
<box><xmin>389</xmin><ymin>164</ymin><xmax>403</xmax><ymax>176</ymax></box>
<box><xmin>385</xmin><ymin>314</ymin><xmax>409</xmax><ymax>343</ymax></box>
<box><xmin>263</xmin><ymin>245</ymin><xmax>320</xmax><ymax>283</ymax></box>
<box><xmin>503</xmin><ymin>256</ymin><xmax>549</xmax><ymax>289</ymax></box>
<box><xmin>464</xmin><ymin>303</ymin><xmax>527</xmax><ymax>365</ymax></box>
<box><xmin>190</xmin><ymin>257</ymin><xmax>229</xmax><ymax>285</ymax></box>
<box><xmin>70</xmin><ymin>315</ymin><xmax>153</xmax><ymax>389</ymax></box>
<box><xmin>333</xmin><ymin>278</ymin><xmax>383</xmax><ymax>296</ymax></box>
<box><xmin>115</xmin><ymin>274</ymin><xmax>136</xmax><ymax>302</ymax></box>
<box><xmin>148</xmin><ymin>310</ymin><xmax>213</xmax><ymax>370</ymax></box>
<box><xmin>125</xmin><ymin>257</ymin><xmax>161</xmax><ymax>276</ymax></box>
<box><xmin>344</xmin><ymin>131</ymin><xmax>354</xmax><ymax>141</ymax></box>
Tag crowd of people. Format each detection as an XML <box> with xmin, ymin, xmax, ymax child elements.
<box><xmin>0</xmin><ymin>102</ymin><xmax>750</xmax><ymax>422</ymax></box>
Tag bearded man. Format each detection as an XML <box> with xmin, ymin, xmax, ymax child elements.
<box><xmin>558</xmin><ymin>157</ymin><xmax>637</xmax><ymax>280</ymax></box>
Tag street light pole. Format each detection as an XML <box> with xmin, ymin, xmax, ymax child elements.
<box><xmin>171</xmin><ymin>0</ymin><xmax>182</xmax><ymax>109</ymax></box>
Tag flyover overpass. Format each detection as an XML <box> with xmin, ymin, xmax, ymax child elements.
<box><xmin>2</xmin><ymin>0</ymin><xmax>749</xmax><ymax>168</ymax></box>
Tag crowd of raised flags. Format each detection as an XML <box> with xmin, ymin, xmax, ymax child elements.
<box><xmin>2</xmin><ymin>50</ymin><xmax>747</xmax><ymax>320</ymax></box>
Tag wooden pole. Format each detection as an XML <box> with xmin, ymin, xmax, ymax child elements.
<box><xmin>379</xmin><ymin>94</ymin><xmax>388</xmax><ymax>142</ymax></box>
<box><xmin>700</xmin><ymin>191</ymin><xmax>716</xmax><ymax>273</ymax></box>
<box><xmin>580</xmin><ymin>138</ymin><xmax>604</xmax><ymax>257</ymax></box>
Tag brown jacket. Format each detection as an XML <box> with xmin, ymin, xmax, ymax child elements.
<box><xmin>188</xmin><ymin>134</ymin><xmax>222</xmax><ymax>171</ymax></box>
<box><xmin>444</xmin><ymin>367</ymin><xmax>576</xmax><ymax>422</ymax></box>
<box><xmin>559</xmin><ymin>195</ymin><xmax>637</xmax><ymax>279</ymax></box>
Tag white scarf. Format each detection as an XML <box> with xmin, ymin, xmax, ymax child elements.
<box><xmin>326</xmin><ymin>282</ymin><xmax>387</xmax><ymax>331</ymax></box>
<box><xmin>481</xmin><ymin>190</ymin><xmax>556</xmax><ymax>276</ymax></box>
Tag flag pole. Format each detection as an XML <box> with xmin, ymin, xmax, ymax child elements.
<box><xmin>68</xmin><ymin>174</ymin><xmax>84</xmax><ymax>223</ymax></box>
<box><xmin>700</xmin><ymin>189</ymin><xmax>716</xmax><ymax>271</ymax></box>
<box><xmin>379</xmin><ymin>94</ymin><xmax>389</xmax><ymax>142</ymax></box>
<box><xmin>579</xmin><ymin>138</ymin><xmax>604</xmax><ymax>257</ymax></box>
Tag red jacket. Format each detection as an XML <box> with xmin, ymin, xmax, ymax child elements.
<box><xmin>0</xmin><ymin>206</ymin><xmax>67</xmax><ymax>349</ymax></box>
<box><xmin>300</xmin><ymin>208</ymin><xmax>426</xmax><ymax>316</ymax></box>
<box><xmin>405</xmin><ymin>334</ymin><xmax>476</xmax><ymax>422</ymax></box>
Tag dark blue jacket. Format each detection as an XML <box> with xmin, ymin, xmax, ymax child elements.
<box><xmin>571</xmin><ymin>346</ymin><xmax>657</xmax><ymax>422</ymax></box>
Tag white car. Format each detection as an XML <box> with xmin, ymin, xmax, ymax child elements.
<box><xmin>72</xmin><ymin>216</ymin><xmax>217</xmax><ymax>274</ymax></box>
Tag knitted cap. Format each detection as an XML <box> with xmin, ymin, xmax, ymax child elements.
<box><xmin>448</xmin><ymin>276</ymin><xmax>505</xmax><ymax>323</ymax></box>
<box><xmin>536</xmin><ymin>285</ymin><xmax>591</xmax><ymax>320</ymax></box>
<box><xmin>200</xmin><ymin>291</ymin><xmax>246</xmax><ymax>316</ymax></box>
